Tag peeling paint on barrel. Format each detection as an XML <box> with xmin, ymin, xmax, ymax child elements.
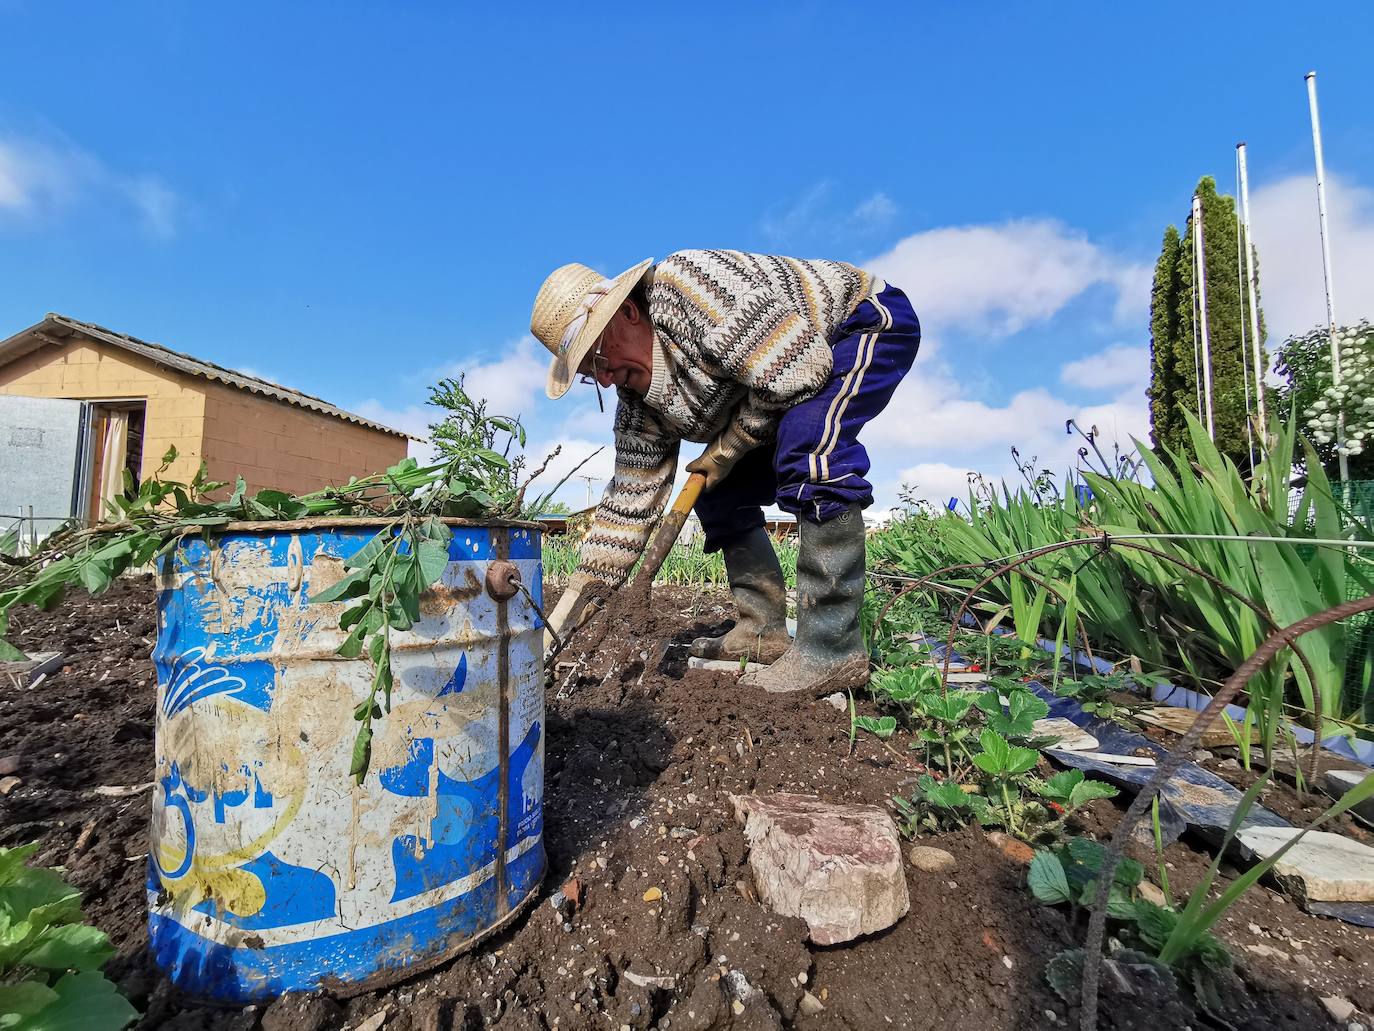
<box><xmin>147</xmin><ymin>521</ymin><xmax>545</xmax><ymax>1003</ymax></box>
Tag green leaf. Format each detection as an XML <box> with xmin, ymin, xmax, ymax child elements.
<box><xmin>344</xmin><ymin>531</ymin><xmax>393</xmax><ymax>572</ymax></box>
<box><xmin>12</xmin><ymin>970</ymin><xmax>137</xmax><ymax>1031</ymax></box>
<box><xmin>1133</xmin><ymin>899</ymin><xmax>1178</xmax><ymax>950</ymax></box>
<box><xmin>336</xmin><ymin>626</ymin><xmax>365</xmax><ymax>659</ymax></box>
<box><xmin>1039</xmin><ymin>769</ymin><xmax>1083</xmax><ymax>803</ymax></box>
<box><xmin>972</xmin><ymin>729</ymin><xmax>1012</xmax><ymax>775</ymax></box>
<box><xmin>1028</xmin><ymin>851</ymin><xmax>1072</xmax><ymax>905</ymax></box>
<box><xmin>919</xmin><ymin>775</ymin><xmax>972</xmax><ymax>811</ymax></box>
<box><xmin>19</xmin><ymin>923</ymin><xmax>114</xmax><ymax>971</ymax></box>
<box><xmin>0</xmin><ymin>981</ymin><xmax>60</xmax><ymax>1022</ymax></box>
<box><xmin>1067</xmin><ymin>779</ymin><xmax>1119</xmax><ymax>809</ymax></box>
<box><xmin>308</xmin><ymin>569</ymin><xmax>369</xmax><ymax>605</ymax></box>
<box><xmin>0</xmin><ymin>844</ymin><xmax>41</xmax><ymax>887</ymax></box>
<box><xmin>1004</xmin><ymin>744</ymin><xmax>1039</xmax><ymax>776</ymax></box>
<box><xmin>350</xmin><ymin>722</ymin><xmax>373</xmax><ymax>784</ymax></box>
<box><xmin>1065</xmin><ymin>836</ymin><xmax>1107</xmax><ymax>871</ymax></box>
<box><xmin>854</xmin><ymin>715</ymin><xmax>897</xmax><ymax>739</ymax></box>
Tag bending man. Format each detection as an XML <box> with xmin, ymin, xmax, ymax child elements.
<box><xmin>531</xmin><ymin>250</ymin><xmax>919</xmax><ymax>694</ymax></box>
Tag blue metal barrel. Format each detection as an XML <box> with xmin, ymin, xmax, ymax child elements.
<box><xmin>147</xmin><ymin>519</ymin><xmax>545</xmax><ymax>1002</ymax></box>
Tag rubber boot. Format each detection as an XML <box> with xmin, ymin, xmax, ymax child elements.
<box><xmin>689</xmin><ymin>526</ymin><xmax>791</xmax><ymax>665</ymax></box>
<box><xmin>740</xmin><ymin>504</ymin><xmax>868</xmax><ymax>694</ymax></box>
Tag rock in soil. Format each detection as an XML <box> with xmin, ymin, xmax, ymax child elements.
<box><xmin>1321</xmin><ymin>995</ymin><xmax>1356</xmax><ymax>1022</ymax></box>
<box><xmin>729</xmin><ymin>792</ymin><xmax>909</xmax><ymax>944</ymax></box>
<box><xmin>908</xmin><ymin>845</ymin><xmax>958</xmax><ymax>873</ymax></box>
<box><xmin>1236</xmin><ymin>826</ymin><xmax>1374</xmax><ymax>903</ymax></box>
<box><xmin>985</xmin><ymin>830</ymin><xmax>1035</xmax><ymax>866</ymax></box>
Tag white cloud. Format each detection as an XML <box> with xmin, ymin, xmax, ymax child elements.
<box><xmin>760</xmin><ymin>181</ymin><xmax>900</xmax><ymax>242</ymax></box>
<box><xmin>435</xmin><ymin>335</ymin><xmax>548</xmax><ymax>422</ymax></box>
<box><xmin>1249</xmin><ymin>171</ymin><xmax>1374</xmax><ymax>341</ymax></box>
<box><xmin>865</xmin><ymin>218</ymin><xmax>1149</xmax><ymax>335</ymax></box>
<box><xmin>125</xmin><ymin>174</ymin><xmax>180</xmax><ymax>239</ymax></box>
<box><xmin>851</xmin><ymin>192</ymin><xmax>897</xmax><ymax>230</ymax></box>
<box><xmin>1060</xmin><ymin>344</ymin><xmax>1150</xmax><ymax>390</ymax></box>
<box><xmin>0</xmin><ymin>135</ymin><xmax>100</xmax><ymax>217</ymax></box>
<box><xmin>0</xmin><ymin>131</ymin><xmax>180</xmax><ymax>237</ymax></box>
<box><xmin>861</xmin><ymin>338</ymin><xmax>1151</xmax><ymax>510</ymax></box>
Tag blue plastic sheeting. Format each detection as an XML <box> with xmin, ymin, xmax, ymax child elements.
<box><xmin>1145</xmin><ymin>679</ymin><xmax>1374</xmax><ymax>767</ymax></box>
<box><xmin>1307</xmin><ymin>901</ymin><xmax>1374</xmax><ymax>928</ymax></box>
<box><xmin>1025</xmin><ymin>682</ymin><xmax>1289</xmax><ymax>845</ymax></box>
<box><xmin>1023</xmin><ymin>632</ymin><xmax>1374</xmax><ymax>768</ymax></box>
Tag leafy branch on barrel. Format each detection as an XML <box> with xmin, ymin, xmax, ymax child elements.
<box><xmin>0</xmin><ymin>377</ymin><xmax>589</xmax><ymax>783</ymax></box>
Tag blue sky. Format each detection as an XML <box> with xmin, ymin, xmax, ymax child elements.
<box><xmin>3</xmin><ymin>3</ymin><xmax>1372</xmax><ymax>510</ymax></box>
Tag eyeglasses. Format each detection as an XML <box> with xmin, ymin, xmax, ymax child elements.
<box><xmin>578</xmin><ymin>337</ymin><xmax>609</xmax><ymax>412</ymax></box>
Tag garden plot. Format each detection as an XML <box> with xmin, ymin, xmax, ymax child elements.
<box><xmin>2</xmin><ymin>578</ymin><xmax>1371</xmax><ymax>1030</ymax></box>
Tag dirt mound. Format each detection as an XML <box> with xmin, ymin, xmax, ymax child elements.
<box><xmin>2</xmin><ymin>578</ymin><xmax>1367</xmax><ymax>1029</ymax></box>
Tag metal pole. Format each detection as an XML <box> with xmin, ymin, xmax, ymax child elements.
<box><xmin>1305</xmin><ymin>70</ymin><xmax>1349</xmax><ymax>481</ymax></box>
<box><xmin>1193</xmin><ymin>194</ymin><xmax>1216</xmax><ymax>439</ymax></box>
<box><xmin>1236</xmin><ymin>143</ymin><xmax>1268</xmax><ymax>440</ymax></box>
<box><xmin>1234</xmin><ymin>152</ymin><xmax>1257</xmax><ymax>469</ymax></box>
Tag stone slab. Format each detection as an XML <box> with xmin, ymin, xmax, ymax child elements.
<box><xmin>1235</xmin><ymin>826</ymin><xmax>1374</xmax><ymax>904</ymax></box>
<box><xmin>1322</xmin><ymin>768</ymin><xmax>1374</xmax><ymax>827</ymax></box>
<box><xmin>730</xmin><ymin>793</ymin><xmax>909</xmax><ymax>945</ymax></box>
<box><xmin>1033</xmin><ymin>717</ymin><xmax>1098</xmax><ymax>752</ymax></box>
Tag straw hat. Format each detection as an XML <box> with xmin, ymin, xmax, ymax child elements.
<box><xmin>531</xmin><ymin>257</ymin><xmax>654</xmax><ymax>399</ymax></box>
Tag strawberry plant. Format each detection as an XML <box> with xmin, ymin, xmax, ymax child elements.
<box><xmin>0</xmin><ymin>844</ymin><xmax>138</xmax><ymax>1030</ymax></box>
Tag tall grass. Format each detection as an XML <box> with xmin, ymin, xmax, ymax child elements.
<box><xmin>868</xmin><ymin>413</ymin><xmax>1374</xmax><ymax>754</ymax></box>
<box><xmin>542</xmin><ymin>532</ymin><xmax>799</xmax><ymax>588</ymax></box>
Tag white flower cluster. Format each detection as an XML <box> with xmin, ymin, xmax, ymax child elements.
<box><xmin>1307</xmin><ymin>323</ymin><xmax>1374</xmax><ymax>456</ymax></box>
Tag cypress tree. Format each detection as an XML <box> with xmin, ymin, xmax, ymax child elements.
<box><xmin>1147</xmin><ymin>225</ymin><xmax>1186</xmax><ymax>453</ymax></box>
<box><xmin>1147</xmin><ymin>176</ymin><xmax>1267</xmax><ymax>467</ymax></box>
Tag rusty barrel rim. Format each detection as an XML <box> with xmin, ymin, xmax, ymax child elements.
<box><xmin>210</xmin><ymin>515</ymin><xmax>544</xmax><ymax>534</ymax></box>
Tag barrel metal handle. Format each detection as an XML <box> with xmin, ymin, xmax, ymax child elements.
<box><xmin>485</xmin><ymin>560</ymin><xmax>522</xmax><ymax>602</ymax></box>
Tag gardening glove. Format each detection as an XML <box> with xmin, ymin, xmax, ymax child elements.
<box><xmin>544</xmin><ymin>570</ymin><xmax>599</xmax><ymax>655</ymax></box>
<box><xmin>686</xmin><ymin>424</ymin><xmax>758</xmax><ymax>492</ymax></box>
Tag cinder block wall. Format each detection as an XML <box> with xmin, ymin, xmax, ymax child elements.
<box><xmin>199</xmin><ymin>381</ymin><xmax>408</xmax><ymax>494</ymax></box>
<box><xmin>0</xmin><ymin>340</ymin><xmax>208</xmax><ymax>484</ymax></box>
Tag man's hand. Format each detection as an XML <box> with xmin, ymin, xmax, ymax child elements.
<box><xmin>686</xmin><ymin>425</ymin><xmax>757</xmax><ymax>491</ymax></box>
<box><xmin>543</xmin><ymin>571</ymin><xmax>599</xmax><ymax>655</ymax></box>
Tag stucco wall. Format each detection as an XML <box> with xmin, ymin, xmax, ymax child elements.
<box><xmin>1</xmin><ymin>336</ymin><xmax>408</xmax><ymax>496</ymax></box>
<box><xmin>0</xmin><ymin>340</ymin><xmax>208</xmax><ymax>484</ymax></box>
<box><xmin>199</xmin><ymin>380</ymin><xmax>407</xmax><ymax>494</ymax></box>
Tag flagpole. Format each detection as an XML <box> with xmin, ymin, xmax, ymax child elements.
<box><xmin>1305</xmin><ymin>70</ymin><xmax>1348</xmax><ymax>482</ymax></box>
<box><xmin>1236</xmin><ymin>143</ymin><xmax>1267</xmax><ymax>444</ymax></box>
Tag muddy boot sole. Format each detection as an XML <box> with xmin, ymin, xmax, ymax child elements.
<box><xmin>689</xmin><ymin>629</ymin><xmax>791</xmax><ymax>665</ymax></box>
<box><xmin>742</xmin><ymin>653</ymin><xmax>869</xmax><ymax>696</ymax></box>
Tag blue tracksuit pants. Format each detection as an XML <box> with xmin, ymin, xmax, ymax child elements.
<box><xmin>694</xmin><ymin>282</ymin><xmax>920</xmax><ymax>552</ymax></box>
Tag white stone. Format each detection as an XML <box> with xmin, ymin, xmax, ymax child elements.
<box><xmin>1321</xmin><ymin>997</ymin><xmax>1356</xmax><ymax>1023</ymax></box>
<box><xmin>729</xmin><ymin>793</ymin><xmax>909</xmax><ymax>945</ymax></box>
<box><xmin>1136</xmin><ymin>881</ymin><xmax>1167</xmax><ymax>907</ymax></box>
<box><xmin>799</xmin><ymin>991</ymin><xmax>825</xmax><ymax>1016</ymax></box>
<box><xmin>1236</xmin><ymin>827</ymin><xmax>1374</xmax><ymax>904</ymax></box>
<box><xmin>1033</xmin><ymin>718</ymin><xmax>1098</xmax><ymax>752</ymax></box>
<box><xmin>907</xmin><ymin>846</ymin><xmax>958</xmax><ymax>874</ymax></box>
<box><xmin>1323</xmin><ymin>769</ymin><xmax>1374</xmax><ymax>825</ymax></box>
<box><xmin>822</xmin><ymin>693</ymin><xmax>847</xmax><ymax>712</ymax></box>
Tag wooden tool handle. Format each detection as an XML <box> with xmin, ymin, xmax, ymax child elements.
<box><xmin>632</xmin><ymin>472</ymin><xmax>708</xmax><ymax>588</ymax></box>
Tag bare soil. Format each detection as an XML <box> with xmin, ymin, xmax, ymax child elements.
<box><xmin>1</xmin><ymin>577</ymin><xmax>1369</xmax><ymax>1030</ymax></box>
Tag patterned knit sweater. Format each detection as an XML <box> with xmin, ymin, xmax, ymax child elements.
<box><xmin>576</xmin><ymin>249</ymin><xmax>875</xmax><ymax>586</ymax></box>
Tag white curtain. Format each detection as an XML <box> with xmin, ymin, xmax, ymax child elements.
<box><xmin>98</xmin><ymin>410</ymin><xmax>129</xmax><ymax>517</ymax></box>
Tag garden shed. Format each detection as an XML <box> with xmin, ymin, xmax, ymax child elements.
<box><xmin>0</xmin><ymin>313</ymin><xmax>410</xmax><ymax>531</ymax></box>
